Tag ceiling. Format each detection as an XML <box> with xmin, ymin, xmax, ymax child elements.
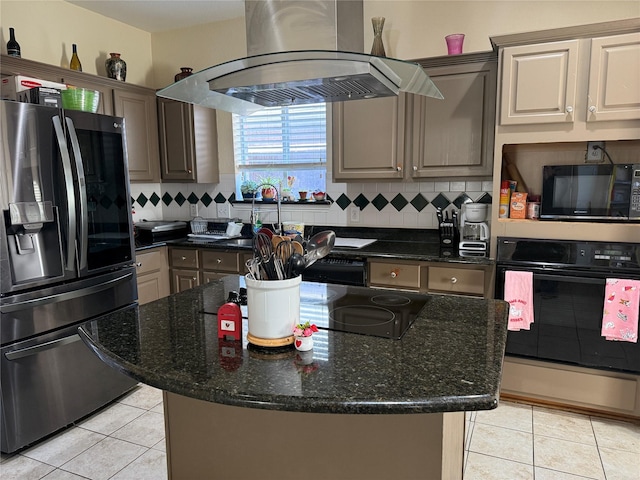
<box><xmin>65</xmin><ymin>0</ymin><xmax>245</xmax><ymax>33</ymax></box>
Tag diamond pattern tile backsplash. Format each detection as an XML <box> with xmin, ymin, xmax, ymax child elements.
<box><xmin>130</xmin><ymin>175</ymin><xmax>493</xmax><ymax>230</ymax></box>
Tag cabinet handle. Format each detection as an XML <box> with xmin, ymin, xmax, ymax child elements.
<box><xmin>413</xmin><ymin>165</ymin><xmax>417</xmax><ymax>171</ymax></box>
<box><xmin>192</xmin><ymin>277</ymin><xmax>197</xmax><ymax>281</ymax></box>
<box><xmin>396</xmin><ymin>165</ymin><xmax>402</xmax><ymax>172</ymax></box>
<box><xmin>451</xmin><ymin>277</ymin><xmax>458</xmax><ymax>284</ymax></box>
<box><xmin>187</xmin><ymin>169</ymin><xmax>192</xmax><ymax>174</ymax></box>
<box><xmin>390</xmin><ymin>269</ymin><xmax>399</xmax><ymax>278</ymax></box>
<box><xmin>565</xmin><ymin>106</ymin><xmax>573</xmax><ymax>114</ymax></box>
<box><xmin>181</xmin><ymin>256</ymin><xmax>187</xmax><ymax>260</ymax></box>
<box><xmin>216</xmin><ymin>258</ymin><xmax>222</xmax><ymax>264</ymax></box>
<box><xmin>136</xmin><ymin>262</ymin><xmax>142</xmax><ymax>267</ymax></box>
<box><xmin>588</xmin><ymin>105</ymin><xmax>596</xmax><ymax>113</ymax></box>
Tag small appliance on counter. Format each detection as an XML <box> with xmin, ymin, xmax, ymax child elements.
<box><xmin>135</xmin><ymin>220</ymin><xmax>188</xmax><ymax>245</ymax></box>
<box><xmin>436</xmin><ymin>208</ymin><xmax>459</xmax><ymax>249</ymax></box>
<box><xmin>459</xmin><ymin>203</ymin><xmax>489</xmax><ymax>256</ymax></box>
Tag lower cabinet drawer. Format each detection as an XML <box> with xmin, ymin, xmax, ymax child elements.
<box><xmin>135</xmin><ymin>248</ymin><xmax>165</xmax><ymax>275</ymax></box>
<box><xmin>427</xmin><ymin>266</ymin><xmax>484</xmax><ymax>296</ymax></box>
<box><xmin>201</xmin><ymin>250</ymin><xmax>239</xmax><ymax>273</ymax></box>
<box><xmin>171</xmin><ymin>248</ymin><xmax>199</xmax><ymax>269</ymax></box>
<box><xmin>369</xmin><ymin>261</ymin><xmax>421</xmax><ymax>290</ymax></box>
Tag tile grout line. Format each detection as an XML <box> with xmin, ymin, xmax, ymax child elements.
<box><xmin>589</xmin><ymin>414</ymin><xmax>608</xmax><ymax>480</ymax></box>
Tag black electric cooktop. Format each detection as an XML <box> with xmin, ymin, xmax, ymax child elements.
<box><xmin>298</xmin><ymin>282</ymin><xmax>428</xmax><ymax>339</ymax></box>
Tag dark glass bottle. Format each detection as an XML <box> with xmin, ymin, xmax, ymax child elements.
<box><xmin>7</xmin><ymin>28</ymin><xmax>20</xmax><ymax>58</ymax></box>
<box><xmin>70</xmin><ymin>44</ymin><xmax>82</xmax><ymax>71</ymax></box>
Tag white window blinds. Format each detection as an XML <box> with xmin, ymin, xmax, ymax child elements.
<box><xmin>233</xmin><ymin>104</ymin><xmax>327</xmax><ymax>168</ymax></box>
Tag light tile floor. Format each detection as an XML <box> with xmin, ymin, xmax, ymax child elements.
<box><xmin>1</xmin><ymin>385</ymin><xmax>639</xmax><ymax>480</ymax></box>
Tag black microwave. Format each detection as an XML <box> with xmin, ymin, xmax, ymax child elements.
<box><xmin>541</xmin><ymin>163</ymin><xmax>640</xmax><ymax>221</ymax></box>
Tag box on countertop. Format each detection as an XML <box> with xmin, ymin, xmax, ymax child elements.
<box><xmin>510</xmin><ymin>192</ymin><xmax>528</xmax><ymax>219</ymax></box>
<box><xmin>1</xmin><ymin>75</ymin><xmax>67</xmax><ymax>100</ymax></box>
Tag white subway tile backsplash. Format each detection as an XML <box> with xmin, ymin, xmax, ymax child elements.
<box><xmin>450</xmin><ymin>181</ymin><xmax>466</xmax><ymax>192</ymax></box>
<box><xmin>419</xmin><ymin>182</ymin><xmax>435</xmax><ymax>193</ymax></box>
<box><xmin>434</xmin><ymin>181</ymin><xmax>449</xmax><ymax>192</ymax></box>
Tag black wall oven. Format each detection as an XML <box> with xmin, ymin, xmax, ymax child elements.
<box><xmin>496</xmin><ymin>237</ymin><xmax>640</xmax><ymax>375</ymax></box>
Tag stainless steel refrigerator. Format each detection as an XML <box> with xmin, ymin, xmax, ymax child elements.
<box><xmin>0</xmin><ymin>100</ymin><xmax>139</xmax><ymax>453</ymax></box>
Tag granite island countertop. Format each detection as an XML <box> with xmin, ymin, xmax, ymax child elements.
<box><xmin>79</xmin><ymin>275</ymin><xmax>508</xmax><ymax>415</ymax></box>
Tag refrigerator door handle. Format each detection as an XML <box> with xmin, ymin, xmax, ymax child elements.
<box><xmin>4</xmin><ymin>334</ymin><xmax>82</xmax><ymax>361</ymax></box>
<box><xmin>0</xmin><ymin>272</ymin><xmax>134</xmax><ymax>313</ymax></box>
<box><xmin>65</xmin><ymin>117</ymin><xmax>88</xmax><ymax>270</ymax></box>
<box><xmin>52</xmin><ymin>115</ymin><xmax>76</xmax><ymax>272</ymax></box>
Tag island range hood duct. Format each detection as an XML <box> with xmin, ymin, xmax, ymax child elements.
<box><xmin>156</xmin><ymin>0</ymin><xmax>443</xmax><ymax>115</ymax></box>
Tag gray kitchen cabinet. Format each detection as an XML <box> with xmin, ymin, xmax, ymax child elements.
<box><xmin>410</xmin><ymin>53</ymin><xmax>497</xmax><ymax>177</ymax></box>
<box><xmin>368</xmin><ymin>259</ymin><xmax>422</xmax><ymax>291</ymax></box>
<box><xmin>169</xmin><ymin>247</ymin><xmax>248</xmax><ymax>293</ymax></box>
<box><xmin>158</xmin><ymin>97</ymin><xmax>219</xmax><ymax>183</ymax></box>
<box><xmin>332</xmin><ymin>52</ymin><xmax>497</xmax><ymax>180</ymax></box>
<box><xmin>331</xmin><ymin>95</ymin><xmax>406</xmax><ymax>180</ymax></box>
<box><xmin>1</xmin><ymin>54</ymin><xmax>161</xmax><ymax>182</ymax></box>
<box><xmin>201</xmin><ymin>250</ymin><xmax>239</xmax><ymax>284</ymax></box>
<box><xmin>113</xmin><ymin>89</ymin><xmax>160</xmax><ymax>182</ymax></box>
<box><xmin>170</xmin><ymin>248</ymin><xmax>200</xmax><ymax>293</ymax></box>
<box><xmin>425</xmin><ymin>263</ymin><xmax>493</xmax><ymax>298</ymax></box>
<box><xmin>368</xmin><ymin>258</ymin><xmax>494</xmax><ymax>298</ymax></box>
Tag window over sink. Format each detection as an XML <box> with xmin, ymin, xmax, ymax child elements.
<box><xmin>232</xmin><ymin>104</ymin><xmax>327</xmax><ymax>201</ymax></box>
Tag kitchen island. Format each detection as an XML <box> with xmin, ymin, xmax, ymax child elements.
<box><xmin>79</xmin><ymin>275</ymin><xmax>509</xmax><ymax>480</ymax></box>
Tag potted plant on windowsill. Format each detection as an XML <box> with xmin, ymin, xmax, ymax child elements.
<box><xmin>240</xmin><ymin>179</ymin><xmax>258</xmax><ymax>200</ymax></box>
<box><xmin>259</xmin><ymin>175</ymin><xmax>279</xmax><ymax>202</ymax></box>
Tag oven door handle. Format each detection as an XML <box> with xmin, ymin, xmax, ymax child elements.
<box><xmin>531</xmin><ymin>272</ymin><xmax>605</xmax><ymax>285</ymax></box>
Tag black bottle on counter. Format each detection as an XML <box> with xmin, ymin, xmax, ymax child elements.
<box><xmin>7</xmin><ymin>27</ymin><xmax>20</xmax><ymax>58</ymax></box>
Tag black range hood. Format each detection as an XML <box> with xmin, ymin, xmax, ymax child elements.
<box><xmin>156</xmin><ymin>0</ymin><xmax>443</xmax><ymax>115</ymax></box>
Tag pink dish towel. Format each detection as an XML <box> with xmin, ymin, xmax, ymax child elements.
<box><xmin>504</xmin><ymin>271</ymin><xmax>534</xmax><ymax>331</ymax></box>
<box><xmin>601</xmin><ymin>279</ymin><xmax>639</xmax><ymax>343</ymax></box>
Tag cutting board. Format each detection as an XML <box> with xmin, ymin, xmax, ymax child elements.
<box><xmin>334</xmin><ymin>238</ymin><xmax>377</xmax><ymax>249</ymax></box>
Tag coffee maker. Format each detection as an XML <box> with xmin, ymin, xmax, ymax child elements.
<box><xmin>459</xmin><ymin>203</ymin><xmax>489</xmax><ymax>255</ymax></box>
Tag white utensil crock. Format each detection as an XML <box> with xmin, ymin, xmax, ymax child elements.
<box><xmin>245</xmin><ymin>275</ymin><xmax>301</xmax><ymax>339</ymax></box>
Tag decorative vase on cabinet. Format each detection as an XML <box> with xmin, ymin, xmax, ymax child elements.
<box><xmin>175</xmin><ymin>67</ymin><xmax>193</xmax><ymax>82</ymax></box>
<box><xmin>106</xmin><ymin>53</ymin><xmax>127</xmax><ymax>82</ymax></box>
<box><xmin>370</xmin><ymin>17</ymin><xmax>386</xmax><ymax>57</ymax></box>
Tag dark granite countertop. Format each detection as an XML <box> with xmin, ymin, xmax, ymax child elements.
<box><xmin>79</xmin><ymin>276</ymin><xmax>509</xmax><ymax>415</ymax></box>
<box><xmin>137</xmin><ymin>227</ymin><xmax>494</xmax><ymax>266</ymax></box>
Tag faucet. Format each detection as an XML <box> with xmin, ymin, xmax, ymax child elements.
<box><xmin>251</xmin><ymin>182</ymin><xmax>282</xmax><ymax>235</ymax></box>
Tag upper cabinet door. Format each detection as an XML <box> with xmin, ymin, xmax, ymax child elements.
<box><xmin>332</xmin><ymin>95</ymin><xmax>406</xmax><ymax>180</ymax></box>
<box><xmin>500</xmin><ymin>40</ymin><xmax>579</xmax><ymax>125</ymax></box>
<box><xmin>113</xmin><ymin>89</ymin><xmax>160</xmax><ymax>182</ymax></box>
<box><xmin>587</xmin><ymin>32</ymin><xmax>640</xmax><ymax>122</ymax></box>
<box><xmin>158</xmin><ymin>98</ymin><xmax>219</xmax><ymax>183</ymax></box>
<box><xmin>411</xmin><ymin>60</ymin><xmax>496</xmax><ymax>177</ymax></box>
<box><xmin>158</xmin><ymin>97</ymin><xmax>196</xmax><ymax>181</ymax></box>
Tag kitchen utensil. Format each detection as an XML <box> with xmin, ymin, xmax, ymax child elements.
<box><xmin>257</xmin><ymin>227</ymin><xmax>273</xmax><ymax>238</ymax></box>
<box><xmin>253</xmin><ymin>232</ymin><xmax>276</xmax><ymax>279</ymax></box>
<box><xmin>275</xmin><ymin>240</ymin><xmax>294</xmax><ymax>278</ymax></box>
<box><xmin>304</xmin><ymin>230</ymin><xmax>336</xmax><ymax>268</ymax></box>
<box><xmin>291</xmin><ymin>241</ymin><xmax>304</xmax><ymax>255</ymax></box>
<box><xmin>288</xmin><ymin>252</ymin><xmax>306</xmax><ymax>277</ymax></box>
<box><xmin>271</xmin><ymin>234</ymin><xmax>287</xmax><ymax>249</ymax></box>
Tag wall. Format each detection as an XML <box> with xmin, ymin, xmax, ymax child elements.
<box><xmin>0</xmin><ymin>0</ymin><xmax>153</xmax><ymax>86</ymax></box>
<box><xmin>363</xmin><ymin>1</ymin><xmax>640</xmax><ymax>60</ymax></box>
